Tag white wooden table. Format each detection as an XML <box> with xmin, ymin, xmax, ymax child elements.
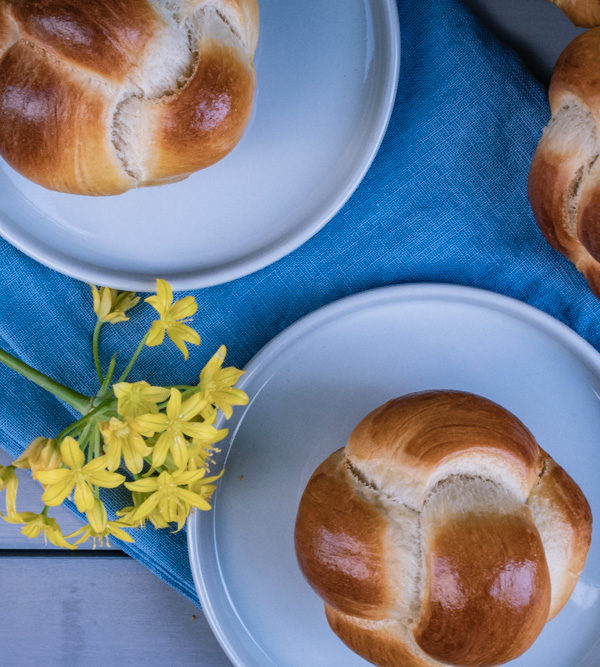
<box><xmin>0</xmin><ymin>2</ymin><xmax>583</xmax><ymax>665</ymax></box>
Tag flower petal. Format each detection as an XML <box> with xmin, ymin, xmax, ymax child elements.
<box><xmin>151</xmin><ymin>432</ymin><xmax>171</xmax><ymax>468</ymax></box>
<box><xmin>146</xmin><ymin>321</ymin><xmax>166</xmax><ymax>347</ymax></box>
<box><xmin>145</xmin><ymin>279</ymin><xmax>173</xmax><ymax>317</ymax></box>
<box><xmin>131</xmin><ymin>493</ymin><xmax>160</xmax><ymax>522</ymax></box>
<box><xmin>170</xmin><ymin>434</ymin><xmax>189</xmax><ymax>470</ymax></box>
<box><xmin>172</xmin><ymin>468</ymin><xmax>212</xmax><ymax>486</ymax></box>
<box><xmin>74</xmin><ymin>481</ymin><xmax>96</xmax><ymax>512</ymax></box>
<box><xmin>169</xmin><ymin>295</ymin><xmax>198</xmax><ymax>321</ymax></box>
<box><xmin>167</xmin><ymin>325</ymin><xmax>201</xmax><ymax>360</ymax></box>
<box><xmin>133</xmin><ymin>413</ymin><xmax>167</xmax><ymax>436</ymax></box>
<box><xmin>34</xmin><ymin>468</ymin><xmax>71</xmax><ymax>486</ymax></box>
<box><xmin>60</xmin><ymin>437</ymin><xmax>84</xmax><ymax>470</ymax></box>
<box><xmin>86</xmin><ymin>470</ymin><xmax>125</xmax><ymax>489</ymax></box>
<box><xmin>182</xmin><ymin>423</ymin><xmax>228</xmax><ymax>444</ymax></box>
<box><xmin>180</xmin><ymin>392</ymin><xmax>205</xmax><ymax>421</ymax></box>
<box><xmin>46</xmin><ymin>520</ymin><xmax>77</xmax><ymax>550</ymax></box>
<box><xmin>122</xmin><ymin>446</ymin><xmax>144</xmax><ymax>475</ymax></box>
<box><xmin>176</xmin><ymin>488</ymin><xmax>212</xmax><ymax>511</ymax></box>
<box><xmin>166</xmin><ymin>389</ymin><xmax>182</xmax><ymax>421</ymax></box>
<box><xmin>125</xmin><ymin>477</ymin><xmax>158</xmax><ymax>493</ymax></box>
<box><xmin>87</xmin><ymin>499</ymin><xmax>108</xmax><ymax>533</ymax></box>
<box><xmin>41</xmin><ymin>478</ymin><xmax>75</xmax><ymax>506</ymax></box>
<box><xmin>108</xmin><ymin>524</ymin><xmax>135</xmax><ymax>543</ymax></box>
<box><xmin>91</xmin><ymin>285</ymin><xmax>101</xmax><ymax>316</ymax></box>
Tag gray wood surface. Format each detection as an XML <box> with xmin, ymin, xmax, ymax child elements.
<box><xmin>0</xmin><ymin>3</ymin><xmax>581</xmax><ymax>666</ymax></box>
<box><xmin>0</xmin><ymin>451</ymin><xmax>231</xmax><ymax>666</ymax></box>
<box><xmin>0</xmin><ymin>557</ymin><xmax>230</xmax><ymax>667</ymax></box>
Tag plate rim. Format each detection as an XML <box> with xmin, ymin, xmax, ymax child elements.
<box><xmin>0</xmin><ymin>0</ymin><xmax>401</xmax><ymax>292</ymax></box>
<box><xmin>188</xmin><ymin>282</ymin><xmax>600</xmax><ymax>667</ymax></box>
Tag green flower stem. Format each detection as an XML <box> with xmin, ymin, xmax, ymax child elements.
<box><xmin>117</xmin><ymin>333</ymin><xmax>149</xmax><ymax>384</ymax></box>
<box><xmin>99</xmin><ymin>354</ymin><xmax>118</xmax><ymax>396</ymax></box>
<box><xmin>54</xmin><ymin>419</ymin><xmax>85</xmax><ymax>445</ymax></box>
<box><xmin>92</xmin><ymin>321</ymin><xmax>104</xmax><ymax>385</ymax></box>
<box><xmin>0</xmin><ymin>347</ymin><xmax>89</xmax><ymax>414</ymax></box>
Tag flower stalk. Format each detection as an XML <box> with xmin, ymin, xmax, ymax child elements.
<box><xmin>0</xmin><ymin>280</ymin><xmax>248</xmax><ymax>549</ymax></box>
<box><xmin>0</xmin><ymin>347</ymin><xmax>89</xmax><ymax>414</ymax></box>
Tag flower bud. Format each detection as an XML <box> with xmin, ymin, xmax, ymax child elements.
<box><xmin>14</xmin><ymin>438</ymin><xmax>62</xmax><ymax>476</ymax></box>
<box><xmin>86</xmin><ymin>499</ymin><xmax>108</xmax><ymax>534</ymax></box>
<box><xmin>0</xmin><ymin>465</ymin><xmax>19</xmax><ymax>518</ymax></box>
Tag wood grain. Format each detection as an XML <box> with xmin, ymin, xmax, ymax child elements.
<box><xmin>0</xmin><ymin>556</ymin><xmax>230</xmax><ymax>666</ymax></box>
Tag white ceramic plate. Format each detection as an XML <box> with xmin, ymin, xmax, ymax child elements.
<box><xmin>0</xmin><ymin>0</ymin><xmax>399</xmax><ymax>291</ymax></box>
<box><xmin>188</xmin><ymin>284</ymin><xmax>600</xmax><ymax>667</ymax></box>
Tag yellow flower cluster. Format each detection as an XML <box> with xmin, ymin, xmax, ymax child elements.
<box><xmin>0</xmin><ymin>280</ymin><xmax>248</xmax><ymax>549</ymax></box>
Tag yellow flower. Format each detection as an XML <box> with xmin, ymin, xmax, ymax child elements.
<box><xmin>117</xmin><ymin>504</ymin><xmax>170</xmax><ymax>530</ymax></box>
<box><xmin>0</xmin><ymin>466</ymin><xmax>18</xmax><ymax>519</ymax></box>
<box><xmin>4</xmin><ymin>511</ymin><xmax>75</xmax><ymax>550</ymax></box>
<box><xmin>147</xmin><ymin>509</ymin><xmax>171</xmax><ymax>529</ymax></box>
<box><xmin>13</xmin><ymin>437</ymin><xmax>62</xmax><ymax>476</ymax></box>
<box><xmin>145</xmin><ymin>279</ymin><xmax>200</xmax><ymax>360</ymax></box>
<box><xmin>187</xmin><ymin>439</ymin><xmax>222</xmax><ymax>472</ymax></box>
<box><xmin>91</xmin><ymin>286</ymin><xmax>139</xmax><ymax>324</ymax></box>
<box><xmin>189</xmin><ymin>467</ymin><xmax>223</xmax><ymax>500</ymax></box>
<box><xmin>125</xmin><ymin>469</ymin><xmax>223</xmax><ymax>530</ymax></box>
<box><xmin>68</xmin><ymin>521</ymin><xmax>134</xmax><ymax>548</ymax></box>
<box><xmin>135</xmin><ymin>389</ymin><xmax>227</xmax><ymax>469</ymax></box>
<box><xmin>35</xmin><ymin>437</ymin><xmax>125</xmax><ymax>513</ymax></box>
<box><xmin>113</xmin><ymin>381</ymin><xmax>170</xmax><ymax>418</ymax></box>
<box><xmin>68</xmin><ymin>499</ymin><xmax>134</xmax><ymax>547</ymax></box>
<box><xmin>99</xmin><ymin>417</ymin><xmax>151</xmax><ymax>474</ymax></box>
<box><xmin>199</xmin><ymin>346</ymin><xmax>248</xmax><ymax>419</ymax></box>
<box><xmin>86</xmin><ymin>498</ymin><xmax>108</xmax><ymax>533</ymax></box>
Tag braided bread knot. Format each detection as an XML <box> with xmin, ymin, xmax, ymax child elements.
<box><xmin>529</xmin><ymin>29</ymin><xmax>600</xmax><ymax>296</ymax></box>
<box><xmin>0</xmin><ymin>0</ymin><xmax>258</xmax><ymax>195</ymax></box>
<box><xmin>295</xmin><ymin>391</ymin><xmax>592</xmax><ymax>667</ymax></box>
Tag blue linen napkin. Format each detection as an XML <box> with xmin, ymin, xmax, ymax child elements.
<box><xmin>1</xmin><ymin>0</ymin><xmax>600</xmax><ymax>606</ymax></box>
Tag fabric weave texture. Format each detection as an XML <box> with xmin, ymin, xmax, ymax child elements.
<box><xmin>1</xmin><ymin>0</ymin><xmax>598</xmax><ymax>606</ymax></box>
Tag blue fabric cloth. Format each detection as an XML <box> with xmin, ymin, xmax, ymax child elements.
<box><xmin>1</xmin><ymin>0</ymin><xmax>599</xmax><ymax>606</ymax></box>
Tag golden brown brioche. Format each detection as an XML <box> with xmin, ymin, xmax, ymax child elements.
<box><xmin>295</xmin><ymin>391</ymin><xmax>592</xmax><ymax>667</ymax></box>
<box><xmin>550</xmin><ymin>0</ymin><xmax>600</xmax><ymax>26</ymax></box>
<box><xmin>0</xmin><ymin>0</ymin><xmax>258</xmax><ymax>195</ymax></box>
<box><xmin>528</xmin><ymin>28</ymin><xmax>600</xmax><ymax>297</ymax></box>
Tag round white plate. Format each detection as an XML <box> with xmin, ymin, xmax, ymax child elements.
<box><xmin>188</xmin><ymin>284</ymin><xmax>600</xmax><ymax>667</ymax></box>
<box><xmin>0</xmin><ymin>0</ymin><xmax>399</xmax><ymax>291</ymax></box>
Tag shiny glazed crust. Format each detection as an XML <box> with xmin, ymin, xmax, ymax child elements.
<box><xmin>529</xmin><ymin>29</ymin><xmax>600</xmax><ymax>296</ymax></box>
<box><xmin>0</xmin><ymin>0</ymin><xmax>258</xmax><ymax>195</ymax></box>
<box><xmin>551</xmin><ymin>0</ymin><xmax>600</xmax><ymax>26</ymax></box>
<box><xmin>295</xmin><ymin>391</ymin><xmax>592</xmax><ymax>667</ymax></box>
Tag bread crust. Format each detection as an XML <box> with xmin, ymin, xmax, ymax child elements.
<box><xmin>0</xmin><ymin>0</ymin><xmax>259</xmax><ymax>195</ymax></box>
<box><xmin>529</xmin><ymin>28</ymin><xmax>600</xmax><ymax>296</ymax></box>
<box><xmin>142</xmin><ymin>40</ymin><xmax>256</xmax><ymax>182</ymax></box>
<box><xmin>325</xmin><ymin>606</ymin><xmax>438</xmax><ymax>667</ymax></box>
<box><xmin>528</xmin><ymin>457</ymin><xmax>593</xmax><ymax>618</ymax></box>
<box><xmin>415</xmin><ymin>512</ymin><xmax>550</xmax><ymax>666</ymax></box>
<box><xmin>347</xmin><ymin>391</ymin><xmax>543</xmax><ymax>506</ymax></box>
<box><xmin>294</xmin><ymin>450</ymin><xmax>392</xmax><ymax>620</ymax></box>
<box><xmin>9</xmin><ymin>0</ymin><xmax>159</xmax><ymax>82</ymax></box>
<box><xmin>0</xmin><ymin>40</ymin><xmax>131</xmax><ymax>194</ymax></box>
<box><xmin>295</xmin><ymin>391</ymin><xmax>592</xmax><ymax>667</ymax></box>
